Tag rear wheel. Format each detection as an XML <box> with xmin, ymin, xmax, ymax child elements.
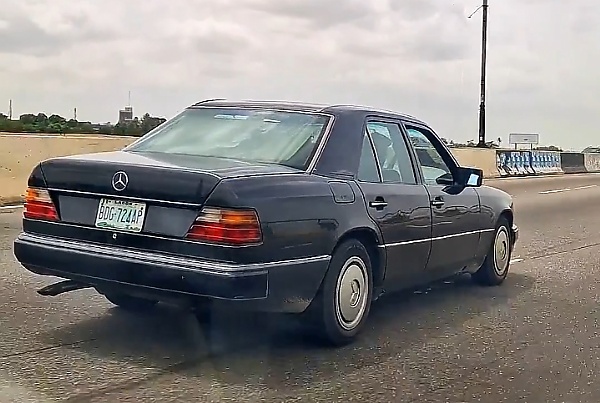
<box><xmin>472</xmin><ymin>217</ymin><xmax>512</xmax><ymax>286</ymax></box>
<box><xmin>104</xmin><ymin>292</ymin><xmax>158</xmax><ymax>311</ymax></box>
<box><xmin>306</xmin><ymin>239</ymin><xmax>373</xmax><ymax>346</ymax></box>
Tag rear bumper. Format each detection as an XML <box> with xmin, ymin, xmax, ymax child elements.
<box><xmin>13</xmin><ymin>232</ymin><xmax>330</xmax><ymax>313</ymax></box>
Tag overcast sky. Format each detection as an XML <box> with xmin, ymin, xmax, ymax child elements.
<box><xmin>1</xmin><ymin>0</ymin><xmax>598</xmax><ymax>150</ymax></box>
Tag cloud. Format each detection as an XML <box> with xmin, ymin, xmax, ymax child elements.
<box><xmin>245</xmin><ymin>0</ymin><xmax>378</xmax><ymax>29</ymax></box>
<box><xmin>0</xmin><ymin>0</ymin><xmax>598</xmax><ymax>150</ymax></box>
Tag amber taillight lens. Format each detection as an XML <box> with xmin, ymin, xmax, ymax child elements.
<box><xmin>185</xmin><ymin>207</ymin><xmax>262</xmax><ymax>245</ymax></box>
<box><xmin>23</xmin><ymin>187</ymin><xmax>59</xmax><ymax>221</ymax></box>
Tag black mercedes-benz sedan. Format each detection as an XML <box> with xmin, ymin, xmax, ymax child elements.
<box><xmin>13</xmin><ymin>100</ymin><xmax>518</xmax><ymax>345</ymax></box>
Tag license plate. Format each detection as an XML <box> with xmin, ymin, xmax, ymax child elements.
<box><xmin>94</xmin><ymin>198</ymin><xmax>147</xmax><ymax>233</ymax></box>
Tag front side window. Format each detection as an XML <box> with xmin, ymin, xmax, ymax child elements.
<box><xmin>366</xmin><ymin>121</ymin><xmax>417</xmax><ymax>184</ymax></box>
<box><xmin>126</xmin><ymin>108</ymin><xmax>331</xmax><ymax>170</ymax></box>
<box><xmin>405</xmin><ymin>126</ymin><xmax>453</xmax><ymax>185</ymax></box>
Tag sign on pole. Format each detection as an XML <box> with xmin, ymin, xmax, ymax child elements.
<box><xmin>509</xmin><ymin>133</ymin><xmax>539</xmax><ymax>149</ymax></box>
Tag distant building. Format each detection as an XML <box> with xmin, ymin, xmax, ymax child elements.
<box><xmin>118</xmin><ymin>106</ymin><xmax>133</xmax><ymax>124</ymax></box>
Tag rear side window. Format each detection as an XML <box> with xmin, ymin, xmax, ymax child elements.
<box><xmin>127</xmin><ymin>108</ymin><xmax>331</xmax><ymax>170</ymax></box>
<box><xmin>357</xmin><ymin>131</ymin><xmax>380</xmax><ymax>182</ymax></box>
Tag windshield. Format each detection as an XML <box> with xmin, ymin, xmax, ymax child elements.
<box><xmin>126</xmin><ymin>107</ymin><xmax>331</xmax><ymax>170</ymax></box>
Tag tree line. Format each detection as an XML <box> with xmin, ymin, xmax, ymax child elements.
<box><xmin>0</xmin><ymin>112</ymin><xmax>167</xmax><ymax>137</ymax></box>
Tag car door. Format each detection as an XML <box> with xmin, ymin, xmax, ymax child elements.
<box><xmin>402</xmin><ymin>123</ymin><xmax>482</xmax><ymax>276</ymax></box>
<box><xmin>356</xmin><ymin>118</ymin><xmax>433</xmax><ymax>291</ymax></box>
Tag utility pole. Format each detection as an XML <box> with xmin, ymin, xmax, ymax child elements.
<box><xmin>478</xmin><ymin>0</ymin><xmax>489</xmax><ymax>147</ymax></box>
<box><xmin>74</xmin><ymin>107</ymin><xmax>77</xmax><ymax>120</ymax></box>
<box><xmin>8</xmin><ymin>99</ymin><xmax>12</xmax><ymax>119</ymax></box>
<box><xmin>469</xmin><ymin>0</ymin><xmax>489</xmax><ymax>148</ymax></box>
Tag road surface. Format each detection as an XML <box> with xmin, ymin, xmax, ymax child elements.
<box><xmin>1</xmin><ymin>173</ymin><xmax>600</xmax><ymax>402</ymax></box>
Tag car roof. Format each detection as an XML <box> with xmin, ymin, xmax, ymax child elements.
<box><xmin>188</xmin><ymin>99</ymin><xmax>427</xmax><ymax>126</ymax></box>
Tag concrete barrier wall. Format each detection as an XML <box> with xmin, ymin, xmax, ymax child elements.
<box><xmin>495</xmin><ymin>150</ymin><xmax>563</xmax><ymax>177</ymax></box>
<box><xmin>450</xmin><ymin>148</ymin><xmax>499</xmax><ymax>179</ymax></box>
<box><xmin>0</xmin><ymin>135</ymin><xmax>134</xmax><ymax>205</ymax></box>
<box><xmin>584</xmin><ymin>153</ymin><xmax>600</xmax><ymax>172</ymax></box>
<box><xmin>0</xmin><ymin>134</ymin><xmax>597</xmax><ymax>205</ymax></box>
<box><xmin>560</xmin><ymin>152</ymin><xmax>587</xmax><ymax>174</ymax></box>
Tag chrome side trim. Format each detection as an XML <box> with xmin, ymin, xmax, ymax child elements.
<box><xmin>48</xmin><ymin>188</ymin><xmax>202</xmax><ymax>208</ymax></box>
<box><xmin>19</xmin><ymin>233</ymin><xmax>331</xmax><ymax>275</ymax></box>
<box><xmin>377</xmin><ymin>229</ymin><xmax>495</xmax><ymax>248</ymax></box>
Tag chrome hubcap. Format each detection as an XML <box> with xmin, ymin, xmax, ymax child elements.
<box><xmin>335</xmin><ymin>257</ymin><xmax>369</xmax><ymax>331</ymax></box>
<box><xmin>493</xmin><ymin>227</ymin><xmax>510</xmax><ymax>276</ymax></box>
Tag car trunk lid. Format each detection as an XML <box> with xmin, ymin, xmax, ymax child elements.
<box><xmin>36</xmin><ymin>150</ymin><xmax>301</xmax><ymax>241</ymax></box>
<box><xmin>40</xmin><ymin>151</ymin><xmax>225</xmax><ymax>206</ymax></box>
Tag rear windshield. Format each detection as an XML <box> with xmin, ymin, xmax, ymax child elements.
<box><xmin>126</xmin><ymin>107</ymin><xmax>331</xmax><ymax>170</ymax></box>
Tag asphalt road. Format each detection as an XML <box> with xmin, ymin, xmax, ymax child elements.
<box><xmin>1</xmin><ymin>173</ymin><xmax>600</xmax><ymax>402</ymax></box>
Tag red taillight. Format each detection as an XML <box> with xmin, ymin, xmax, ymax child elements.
<box><xmin>24</xmin><ymin>187</ymin><xmax>59</xmax><ymax>221</ymax></box>
<box><xmin>186</xmin><ymin>207</ymin><xmax>262</xmax><ymax>245</ymax></box>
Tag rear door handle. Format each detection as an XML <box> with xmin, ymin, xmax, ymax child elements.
<box><xmin>431</xmin><ymin>197</ymin><xmax>445</xmax><ymax>208</ymax></box>
<box><xmin>369</xmin><ymin>199</ymin><xmax>388</xmax><ymax>209</ymax></box>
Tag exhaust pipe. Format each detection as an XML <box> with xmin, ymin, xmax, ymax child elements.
<box><xmin>37</xmin><ymin>280</ymin><xmax>92</xmax><ymax>296</ymax></box>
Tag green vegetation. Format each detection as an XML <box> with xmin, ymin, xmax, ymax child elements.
<box><xmin>0</xmin><ymin>112</ymin><xmax>166</xmax><ymax>137</ymax></box>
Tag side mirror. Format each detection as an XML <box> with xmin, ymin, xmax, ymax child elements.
<box><xmin>435</xmin><ymin>172</ymin><xmax>454</xmax><ymax>186</ymax></box>
<box><xmin>454</xmin><ymin>167</ymin><xmax>483</xmax><ymax>187</ymax></box>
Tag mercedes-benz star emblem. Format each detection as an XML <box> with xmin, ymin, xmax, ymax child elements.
<box><xmin>111</xmin><ymin>171</ymin><xmax>129</xmax><ymax>192</ymax></box>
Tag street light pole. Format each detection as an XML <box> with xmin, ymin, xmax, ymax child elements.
<box><xmin>477</xmin><ymin>0</ymin><xmax>489</xmax><ymax>147</ymax></box>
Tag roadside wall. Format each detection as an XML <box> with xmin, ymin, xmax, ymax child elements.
<box><xmin>450</xmin><ymin>148</ymin><xmax>499</xmax><ymax>178</ymax></box>
<box><xmin>0</xmin><ymin>134</ymin><xmax>598</xmax><ymax>205</ymax></box>
<box><xmin>560</xmin><ymin>152</ymin><xmax>587</xmax><ymax>174</ymax></box>
<box><xmin>584</xmin><ymin>153</ymin><xmax>600</xmax><ymax>172</ymax></box>
<box><xmin>0</xmin><ymin>135</ymin><xmax>134</xmax><ymax>205</ymax></box>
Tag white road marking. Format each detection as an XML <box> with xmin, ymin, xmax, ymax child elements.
<box><xmin>539</xmin><ymin>184</ymin><xmax>597</xmax><ymax>194</ymax></box>
<box><xmin>539</xmin><ymin>188</ymin><xmax>570</xmax><ymax>194</ymax></box>
<box><xmin>0</xmin><ymin>204</ymin><xmax>23</xmax><ymax>211</ymax></box>
<box><xmin>572</xmin><ymin>184</ymin><xmax>597</xmax><ymax>191</ymax></box>
<box><xmin>510</xmin><ymin>258</ymin><xmax>524</xmax><ymax>264</ymax></box>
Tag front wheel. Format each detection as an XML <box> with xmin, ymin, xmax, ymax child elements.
<box><xmin>472</xmin><ymin>217</ymin><xmax>512</xmax><ymax>286</ymax></box>
<box><xmin>306</xmin><ymin>239</ymin><xmax>373</xmax><ymax>346</ymax></box>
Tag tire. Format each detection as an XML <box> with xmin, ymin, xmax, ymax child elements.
<box><xmin>472</xmin><ymin>217</ymin><xmax>512</xmax><ymax>286</ymax></box>
<box><xmin>306</xmin><ymin>239</ymin><xmax>373</xmax><ymax>346</ymax></box>
<box><xmin>104</xmin><ymin>292</ymin><xmax>158</xmax><ymax>311</ymax></box>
